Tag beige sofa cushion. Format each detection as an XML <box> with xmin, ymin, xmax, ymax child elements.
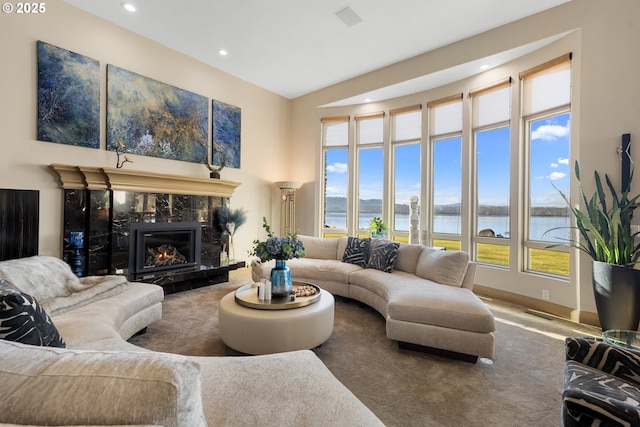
<box><xmin>337</xmin><ymin>237</ymin><xmax>349</xmax><ymax>260</ymax></box>
<box><xmin>0</xmin><ymin>340</ymin><xmax>207</xmax><ymax>427</ymax></box>
<box><xmin>415</xmin><ymin>249</ymin><xmax>469</xmax><ymax>287</ymax></box>
<box><xmin>395</xmin><ymin>244</ymin><xmax>425</xmax><ymax>274</ymax></box>
<box><xmin>287</xmin><ymin>258</ymin><xmax>362</xmax><ymax>283</ymax></box>
<box><xmin>387</xmin><ymin>284</ymin><xmax>496</xmax><ymax>333</ymax></box>
<box><xmin>349</xmin><ymin>269</ymin><xmax>422</xmax><ymax>302</ymax></box>
<box><xmin>195</xmin><ymin>350</ymin><xmax>385</xmax><ymax>426</ymax></box>
<box><xmin>298</xmin><ymin>235</ymin><xmax>339</xmax><ymax>260</ymax></box>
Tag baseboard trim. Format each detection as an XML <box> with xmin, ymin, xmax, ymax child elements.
<box><xmin>473</xmin><ymin>284</ymin><xmax>600</xmax><ymax>328</ymax></box>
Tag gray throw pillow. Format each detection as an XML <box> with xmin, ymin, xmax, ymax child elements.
<box><xmin>367</xmin><ymin>240</ymin><xmax>400</xmax><ymax>273</ymax></box>
<box><xmin>342</xmin><ymin>237</ymin><xmax>371</xmax><ymax>267</ymax></box>
<box><xmin>0</xmin><ymin>279</ymin><xmax>65</xmax><ymax>348</ymax></box>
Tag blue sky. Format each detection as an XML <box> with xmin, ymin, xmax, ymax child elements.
<box><xmin>325</xmin><ymin>111</ymin><xmax>570</xmax><ymax>208</ymax></box>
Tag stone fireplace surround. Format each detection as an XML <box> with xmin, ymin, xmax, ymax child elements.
<box><xmin>50</xmin><ymin>164</ymin><xmax>244</xmax><ymax>293</ymax></box>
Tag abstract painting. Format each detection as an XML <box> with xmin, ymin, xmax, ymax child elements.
<box><xmin>107</xmin><ymin>65</ymin><xmax>208</xmax><ymax>163</ymax></box>
<box><xmin>212</xmin><ymin>100</ymin><xmax>241</xmax><ymax>168</ymax></box>
<box><xmin>37</xmin><ymin>41</ymin><xmax>100</xmax><ymax>148</ymax></box>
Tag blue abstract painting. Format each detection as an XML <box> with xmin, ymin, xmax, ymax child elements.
<box><xmin>107</xmin><ymin>65</ymin><xmax>209</xmax><ymax>163</ymax></box>
<box><xmin>212</xmin><ymin>100</ymin><xmax>241</xmax><ymax>169</ymax></box>
<box><xmin>37</xmin><ymin>41</ymin><xmax>100</xmax><ymax>148</ymax></box>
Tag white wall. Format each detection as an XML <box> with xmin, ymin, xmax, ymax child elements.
<box><xmin>0</xmin><ymin>0</ymin><xmax>293</xmax><ymax>262</ymax></box>
<box><xmin>289</xmin><ymin>0</ymin><xmax>640</xmax><ymax>317</ymax></box>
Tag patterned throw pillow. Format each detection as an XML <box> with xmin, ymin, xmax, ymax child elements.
<box><xmin>367</xmin><ymin>240</ymin><xmax>400</xmax><ymax>273</ymax></box>
<box><xmin>342</xmin><ymin>237</ymin><xmax>371</xmax><ymax>267</ymax></box>
<box><xmin>0</xmin><ymin>279</ymin><xmax>65</xmax><ymax>348</ymax></box>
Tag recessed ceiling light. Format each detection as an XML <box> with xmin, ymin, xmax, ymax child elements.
<box><xmin>480</xmin><ymin>64</ymin><xmax>492</xmax><ymax>71</ymax></box>
<box><xmin>218</xmin><ymin>49</ymin><xmax>228</xmax><ymax>56</ymax></box>
<box><xmin>121</xmin><ymin>2</ymin><xmax>136</xmax><ymax>12</ymax></box>
<box><xmin>364</xmin><ymin>98</ymin><xmax>372</xmax><ymax>103</ymax></box>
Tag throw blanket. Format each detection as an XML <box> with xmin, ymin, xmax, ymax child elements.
<box><xmin>0</xmin><ymin>256</ymin><xmax>130</xmax><ymax>317</ymax></box>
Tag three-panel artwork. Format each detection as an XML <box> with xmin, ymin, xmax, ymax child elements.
<box><xmin>37</xmin><ymin>41</ymin><xmax>241</xmax><ymax>168</ymax></box>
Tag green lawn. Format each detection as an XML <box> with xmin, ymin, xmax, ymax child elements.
<box><xmin>322</xmin><ymin>235</ymin><xmax>569</xmax><ymax>276</ymax></box>
<box><xmin>434</xmin><ymin>239</ymin><xmax>569</xmax><ymax>276</ymax></box>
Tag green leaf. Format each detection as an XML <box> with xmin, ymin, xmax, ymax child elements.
<box><xmin>552</xmin><ymin>161</ymin><xmax>640</xmax><ymax>266</ymax></box>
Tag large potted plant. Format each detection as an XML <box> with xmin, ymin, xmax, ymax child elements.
<box><xmin>550</xmin><ymin>161</ymin><xmax>640</xmax><ymax>331</ymax></box>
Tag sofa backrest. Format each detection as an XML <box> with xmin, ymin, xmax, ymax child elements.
<box><xmin>0</xmin><ymin>339</ymin><xmax>207</xmax><ymax>427</ymax></box>
<box><xmin>337</xmin><ymin>237</ymin><xmax>348</xmax><ymax>260</ymax></box>
<box><xmin>298</xmin><ymin>236</ymin><xmax>475</xmax><ymax>289</ymax></box>
<box><xmin>0</xmin><ymin>256</ymin><xmax>80</xmax><ymax>302</ymax></box>
<box><xmin>461</xmin><ymin>261</ymin><xmax>477</xmax><ymax>290</ymax></box>
<box><xmin>298</xmin><ymin>235</ymin><xmax>339</xmax><ymax>260</ymax></box>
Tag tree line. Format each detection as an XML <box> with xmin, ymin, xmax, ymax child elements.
<box><xmin>325</xmin><ymin>197</ymin><xmax>569</xmax><ymax>217</ymax></box>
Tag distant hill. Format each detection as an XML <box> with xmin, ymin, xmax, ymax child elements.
<box><xmin>324</xmin><ymin>197</ymin><xmax>568</xmax><ymax>216</ymax></box>
<box><xmin>325</xmin><ymin>197</ymin><xmax>409</xmax><ymax>214</ymax></box>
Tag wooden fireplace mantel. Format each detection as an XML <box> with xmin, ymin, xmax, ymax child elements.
<box><xmin>49</xmin><ymin>164</ymin><xmax>240</xmax><ymax>197</ymax></box>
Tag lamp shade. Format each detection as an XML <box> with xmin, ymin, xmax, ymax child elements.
<box><xmin>275</xmin><ymin>181</ymin><xmax>302</xmax><ymax>190</ymax></box>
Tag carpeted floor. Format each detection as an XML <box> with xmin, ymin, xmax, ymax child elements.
<box><xmin>129</xmin><ymin>268</ymin><xmax>600</xmax><ymax>426</ymax></box>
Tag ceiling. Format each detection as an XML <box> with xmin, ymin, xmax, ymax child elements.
<box><xmin>63</xmin><ymin>0</ymin><xmax>570</xmax><ymax>102</ymax></box>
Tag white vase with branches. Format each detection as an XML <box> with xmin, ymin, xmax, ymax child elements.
<box><xmin>217</xmin><ymin>205</ymin><xmax>247</xmax><ymax>261</ymax></box>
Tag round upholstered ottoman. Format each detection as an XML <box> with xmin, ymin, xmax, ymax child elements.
<box><xmin>218</xmin><ymin>288</ymin><xmax>334</xmax><ymax>355</ymax></box>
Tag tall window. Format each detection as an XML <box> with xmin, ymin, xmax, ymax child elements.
<box><xmin>521</xmin><ymin>54</ymin><xmax>572</xmax><ymax>276</ymax></box>
<box><xmin>471</xmin><ymin>79</ymin><xmax>511</xmax><ymax>267</ymax></box>
<box><xmin>321</xmin><ymin>116</ymin><xmax>349</xmax><ymax>237</ymax></box>
<box><xmin>429</xmin><ymin>95</ymin><xmax>462</xmax><ymax>250</ymax></box>
<box><xmin>391</xmin><ymin>106</ymin><xmax>421</xmax><ymax>241</ymax></box>
<box><xmin>355</xmin><ymin>113</ymin><xmax>384</xmax><ymax>235</ymax></box>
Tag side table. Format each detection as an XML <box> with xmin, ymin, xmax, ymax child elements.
<box><xmin>602</xmin><ymin>329</ymin><xmax>640</xmax><ymax>352</ymax></box>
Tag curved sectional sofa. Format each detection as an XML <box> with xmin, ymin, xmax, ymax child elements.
<box><xmin>252</xmin><ymin>235</ymin><xmax>496</xmax><ymax>362</ymax></box>
<box><xmin>0</xmin><ymin>255</ymin><xmax>383</xmax><ymax>426</ymax></box>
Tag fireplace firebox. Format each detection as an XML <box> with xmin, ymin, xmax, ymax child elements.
<box><xmin>129</xmin><ymin>222</ymin><xmax>202</xmax><ymax>275</ymax></box>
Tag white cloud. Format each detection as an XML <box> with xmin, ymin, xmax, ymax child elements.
<box><xmin>548</xmin><ymin>171</ymin><xmax>566</xmax><ymax>180</ymax></box>
<box><xmin>558</xmin><ymin>157</ymin><xmax>569</xmax><ymax>165</ymax></box>
<box><xmin>326</xmin><ymin>162</ymin><xmax>347</xmax><ymax>174</ymax></box>
<box><xmin>532</xmin><ymin>124</ymin><xmax>570</xmax><ymax>141</ymax></box>
<box><xmin>325</xmin><ymin>185</ymin><xmax>346</xmax><ymax>197</ymax></box>
<box><xmin>550</xmin><ymin>163</ymin><xmax>559</xmax><ymax>168</ymax></box>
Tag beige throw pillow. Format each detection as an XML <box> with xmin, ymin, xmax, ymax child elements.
<box><xmin>297</xmin><ymin>235</ymin><xmax>338</xmax><ymax>260</ymax></box>
<box><xmin>416</xmin><ymin>249</ymin><xmax>469</xmax><ymax>287</ymax></box>
<box><xmin>394</xmin><ymin>244</ymin><xmax>425</xmax><ymax>274</ymax></box>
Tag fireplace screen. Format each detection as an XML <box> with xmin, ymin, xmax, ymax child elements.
<box><xmin>130</xmin><ymin>222</ymin><xmax>201</xmax><ymax>275</ymax></box>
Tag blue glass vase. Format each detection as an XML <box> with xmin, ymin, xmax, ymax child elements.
<box><xmin>270</xmin><ymin>260</ymin><xmax>292</xmax><ymax>298</ymax></box>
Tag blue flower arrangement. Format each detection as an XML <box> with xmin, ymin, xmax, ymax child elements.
<box><xmin>249</xmin><ymin>217</ymin><xmax>305</xmax><ymax>262</ymax></box>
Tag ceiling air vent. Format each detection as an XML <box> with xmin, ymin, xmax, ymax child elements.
<box><xmin>335</xmin><ymin>6</ymin><xmax>363</xmax><ymax>27</ymax></box>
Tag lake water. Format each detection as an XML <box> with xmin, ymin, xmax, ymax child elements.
<box><xmin>324</xmin><ymin>213</ymin><xmax>570</xmax><ymax>241</ymax></box>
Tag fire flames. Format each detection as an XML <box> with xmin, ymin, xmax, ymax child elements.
<box><xmin>146</xmin><ymin>244</ymin><xmax>187</xmax><ymax>267</ymax></box>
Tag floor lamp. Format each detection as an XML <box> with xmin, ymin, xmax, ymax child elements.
<box><xmin>275</xmin><ymin>181</ymin><xmax>302</xmax><ymax>236</ymax></box>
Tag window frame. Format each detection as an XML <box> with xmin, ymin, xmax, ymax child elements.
<box><xmin>522</xmin><ymin>106</ymin><xmax>571</xmax><ymax>277</ymax></box>
<box><xmin>390</xmin><ymin>106</ymin><xmax>422</xmax><ymax>241</ymax></box>
<box><xmin>320</xmin><ymin>116</ymin><xmax>350</xmax><ymax>238</ymax></box>
<box><xmin>428</xmin><ymin>96</ymin><xmax>463</xmax><ymax>247</ymax></box>
<box><xmin>354</xmin><ymin>113</ymin><xmax>385</xmax><ymax>236</ymax></box>
<box><xmin>469</xmin><ymin>80</ymin><xmax>512</xmax><ymax>268</ymax></box>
